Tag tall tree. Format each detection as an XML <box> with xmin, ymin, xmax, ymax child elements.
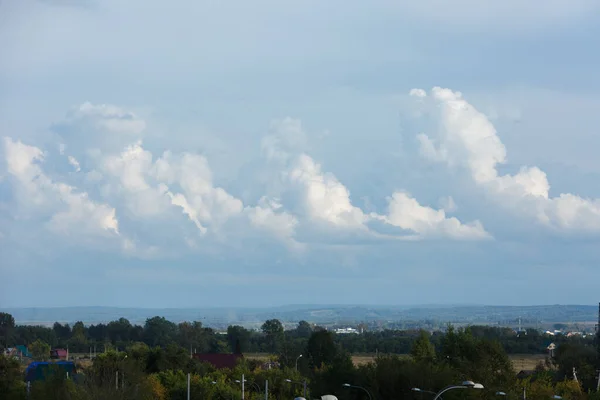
<box><xmin>307</xmin><ymin>329</ymin><xmax>337</xmax><ymax>369</ymax></box>
<box><xmin>0</xmin><ymin>354</ymin><xmax>26</xmax><ymax>399</ymax></box>
<box><xmin>107</xmin><ymin>318</ymin><xmax>133</xmax><ymax>343</ymax></box>
<box><xmin>261</xmin><ymin>319</ymin><xmax>284</xmax><ymax>353</ymax></box>
<box><xmin>410</xmin><ymin>330</ymin><xmax>436</xmax><ymax>363</ymax></box>
<box><xmin>52</xmin><ymin>323</ymin><xmax>71</xmax><ymax>346</ymax></box>
<box><xmin>227</xmin><ymin>325</ymin><xmax>250</xmax><ymax>353</ymax></box>
<box><xmin>30</xmin><ymin>339</ymin><xmax>51</xmax><ymax>361</ymax></box>
<box><xmin>143</xmin><ymin>317</ymin><xmax>177</xmax><ymax>347</ymax></box>
<box><xmin>0</xmin><ymin>312</ymin><xmax>15</xmax><ymax>348</ymax></box>
<box><xmin>295</xmin><ymin>321</ymin><xmax>313</xmax><ymax>338</ymax></box>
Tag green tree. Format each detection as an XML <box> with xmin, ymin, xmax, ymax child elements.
<box><xmin>144</xmin><ymin>317</ymin><xmax>177</xmax><ymax>347</ymax></box>
<box><xmin>0</xmin><ymin>312</ymin><xmax>15</xmax><ymax>349</ymax></box>
<box><xmin>52</xmin><ymin>323</ymin><xmax>71</xmax><ymax>346</ymax></box>
<box><xmin>0</xmin><ymin>355</ymin><xmax>27</xmax><ymax>400</ymax></box>
<box><xmin>307</xmin><ymin>329</ymin><xmax>337</xmax><ymax>369</ymax></box>
<box><xmin>410</xmin><ymin>330</ymin><xmax>436</xmax><ymax>363</ymax></box>
<box><xmin>261</xmin><ymin>319</ymin><xmax>284</xmax><ymax>353</ymax></box>
<box><xmin>227</xmin><ymin>325</ymin><xmax>250</xmax><ymax>353</ymax></box>
<box><xmin>107</xmin><ymin>318</ymin><xmax>133</xmax><ymax>344</ymax></box>
<box><xmin>30</xmin><ymin>339</ymin><xmax>50</xmax><ymax>361</ymax></box>
<box><xmin>69</xmin><ymin>321</ymin><xmax>88</xmax><ymax>352</ymax></box>
<box><xmin>294</xmin><ymin>321</ymin><xmax>313</xmax><ymax>338</ymax></box>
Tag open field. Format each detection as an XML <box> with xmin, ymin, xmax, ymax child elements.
<box><xmin>248</xmin><ymin>353</ymin><xmax>548</xmax><ymax>370</ymax></box>
<box><xmin>60</xmin><ymin>352</ymin><xmax>548</xmax><ymax>372</ymax></box>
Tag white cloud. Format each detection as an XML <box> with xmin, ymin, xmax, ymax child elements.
<box><xmin>73</xmin><ymin>102</ymin><xmax>146</xmax><ymax>135</ymax></box>
<box><xmin>51</xmin><ymin>102</ymin><xmax>147</xmax><ymax>159</ymax></box>
<box><xmin>413</xmin><ymin>87</ymin><xmax>600</xmax><ymax>233</ymax></box>
<box><xmin>288</xmin><ymin>154</ymin><xmax>367</xmax><ymax>228</ymax></box>
<box><xmin>67</xmin><ymin>155</ymin><xmax>80</xmax><ymax>172</ymax></box>
<box><xmin>3</xmin><ymin>137</ymin><xmax>119</xmax><ymax>237</ymax></box>
<box><xmin>264</xmin><ymin>117</ymin><xmax>489</xmax><ymax>240</ymax></box>
<box><xmin>246</xmin><ymin>196</ymin><xmax>300</xmax><ymax>247</ymax></box>
<box><xmin>375</xmin><ymin>192</ymin><xmax>489</xmax><ymax>240</ymax></box>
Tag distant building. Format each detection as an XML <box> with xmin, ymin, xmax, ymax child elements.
<box><xmin>50</xmin><ymin>349</ymin><xmax>68</xmax><ymax>360</ymax></box>
<box><xmin>547</xmin><ymin>343</ymin><xmax>556</xmax><ymax>358</ymax></box>
<box><xmin>192</xmin><ymin>353</ymin><xmax>243</xmax><ymax>369</ymax></box>
<box><xmin>335</xmin><ymin>327</ymin><xmax>359</xmax><ymax>334</ymax></box>
<box><xmin>9</xmin><ymin>345</ymin><xmax>32</xmax><ymax>358</ymax></box>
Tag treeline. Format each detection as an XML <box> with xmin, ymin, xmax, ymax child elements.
<box><xmin>2</xmin><ymin>324</ymin><xmax>600</xmax><ymax>400</ymax></box>
<box><xmin>1</xmin><ymin>312</ymin><xmax>587</xmax><ymax>357</ymax></box>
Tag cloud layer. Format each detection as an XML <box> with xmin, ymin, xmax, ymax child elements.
<box><xmin>413</xmin><ymin>87</ymin><xmax>600</xmax><ymax>234</ymax></box>
<box><xmin>2</xmin><ymin>101</ymin><xmax>491</xmax><ymax>261</ymax></box>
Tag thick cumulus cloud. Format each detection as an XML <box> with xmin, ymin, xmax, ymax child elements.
<box><xmin>2</xmin><ymin>137</ymin><xmax>119</xmax><ymax>238</ymax></box>
<box><xmin>261</xmin><ymin>118</ymin><xmax>489</xmax><ymax>240</ymax></box>
<box><xmin>1</xmin><ymin>102</ymin><xmax>489</xmax><ymax>261</ymax></box>
<box><xmin>412</xmin><ymin>87</ymin><xmax>600</xmax><ymax>233</ymax></box>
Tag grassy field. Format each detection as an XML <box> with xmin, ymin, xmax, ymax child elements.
<box><xmin>64</xmin><ymin>352</ymin><xmax>547</xmax><ymax>372</ymax></box>
<box><xmin>247</xmin><ymin>353</ymin><xmax>547</xmax><ymax>370</ymax></box>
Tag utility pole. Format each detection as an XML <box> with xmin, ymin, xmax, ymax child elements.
<box><xmin>265</xmin><ymin>379</ymin><xmax>268</xmax><ymax>400</ymax></box>
<box><xmin>241</xmin><ymin>374</ymin><xmax>245</xmax><ymax>400</ymax></box>
<box><xmin>187</xmin><ymin>373</ymin><xmax>191</xmax><ymax>400</ymax></box>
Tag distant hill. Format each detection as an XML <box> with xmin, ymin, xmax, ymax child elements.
<box><xmin>2</xmin><ymin>304</ymin><xmax>597</xmax><ymax>329</ymax></box>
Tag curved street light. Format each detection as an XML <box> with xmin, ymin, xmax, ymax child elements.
<box><xmin>286</xmin><ymin>378</ymin><xmax>307</xmax><ymax>398</ymax></box>
<box><xmin>295</xmin><ymin>354</ymin><xmax>303</xmax><ymax>371</ymax></box>
<box><xmin>343</xmin><ymin>383</ymin><xmax>373</xmax><ymax>400</ymax></box>
<box><xmin>431</xmin><ymin>381</ymin><xmax>484</xmax><ymax>400</ymax></box>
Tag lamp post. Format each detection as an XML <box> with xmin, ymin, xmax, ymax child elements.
<box><xmin>430</xmin><ymin>381</ymin><xmax>484</xmax><ymax>400</ymax></box>
<box><xmin>342</xmin><ymin>383</ymin><xmax>372</xmax><ymax>400</ymax></box>
<box><xmin>286</xmin><ymin>378</ymin><xmax>307</xmax><ymax>398</ymax></box>
<box><xmin>295</xmin><ymin>354</ymin><xmax>303</xmax><ymax>371</ymax></box>
<box><xmin>235</xmin><ymin>375</ymin><xmax>245</xmax><ymax>400</ymax></box>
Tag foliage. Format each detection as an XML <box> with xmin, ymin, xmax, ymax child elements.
<box><xmin>0</xmin><ymin>355</ymin><xmax>27</xmax><ymax>400</ymax></box>
<box><xmin>261</xmin><ymin>319</ymin><xmax>284</xmax><ymax>353</ymax></box>
<box><xmin>30</xmin><ymin>339</ymin><xmax>51</xmax><ymax>361</ymax></box>
<box><xmin>410</xmin><ymin>330</ymin><xmax>436</xmax><ymax>363</ymax></box>
<box><xmin>3</xmin><ymin>311</ymin><xmax>600</xmax><ymax>400</ymax></box>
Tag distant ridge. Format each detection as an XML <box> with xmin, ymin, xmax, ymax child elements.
<box><xmin>2</xmin><ymin>304</ymin><xmax>597</xmax><ymax>328</ymax></box>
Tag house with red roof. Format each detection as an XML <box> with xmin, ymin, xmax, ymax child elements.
<box><xmin>50</xmin><ymin>348</ymin><xmax>68</xmax><ymax>360</ymax></box>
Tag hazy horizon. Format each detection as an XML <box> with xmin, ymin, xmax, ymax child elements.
<box><xmin>2</xmin><ymin>0</ymin><xmax>600</xmax><ymax>308</ymax></box>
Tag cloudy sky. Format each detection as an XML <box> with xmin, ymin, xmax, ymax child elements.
<box><xmin>1</xmin><ymin>0</ymin><xmax>600</xmax><ymax>308</ymax></box>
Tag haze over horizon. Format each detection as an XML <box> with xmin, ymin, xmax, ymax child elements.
<box><xmin>2</xmin><ymin>0</ymin><xmax>600</xmax><ymax>308</ymax></box>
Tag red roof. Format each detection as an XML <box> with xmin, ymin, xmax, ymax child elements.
<box><xmin>192</xmin><ymin>353</ymin><xmax>243</xmax><ymax>369</ymax></box>
<box><xmin>51</xmin><ymin>349</ymin><xmax>68</xmax><ymax>358</ymax></box>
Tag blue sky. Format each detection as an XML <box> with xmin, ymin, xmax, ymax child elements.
<box><xmin>1</xmin><ymin>0</ymin><xmax>600</xmax><ymax>308</ymax></box>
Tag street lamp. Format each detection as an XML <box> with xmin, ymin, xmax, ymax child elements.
<box><xmin>343</xmin><ymin>383</ymin><xmax>373</xmax><ymax>400</ymax></box>
<box><xmin>430</xmin><ymin>381</ymin><xmax>484</xmax><ymax>400</ymax></box>
<box><xmin>496</xmin><ymin>392</ymin><xmax>507</xmax><ymax>397</ymax></box>
<box><xmin>295</xmin><ymin>354</ymin><xmax>303</xmax><ymax>371</ymax></box>
<box><xmin>286</xmin><ymin>378</ymin><xmax>308</xmax><ymax>398</ymax></box>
